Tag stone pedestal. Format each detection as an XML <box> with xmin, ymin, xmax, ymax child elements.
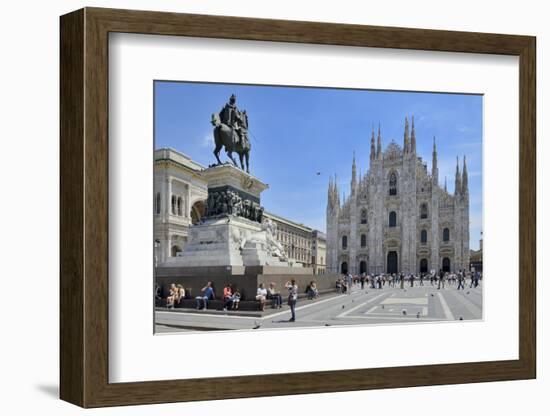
<box><xmin>201</xmin><ymin>164</ymin><xmax>268</xmax><ymax>200</ymax></box>
<box><xmin>166</xmin><ymin>215</ymin><xmax>263</xmax><ymax>267</ymax></box>
<box><xmin>156</xmin><ymin>164</ymin><xmax>313</xmax><ymax>300</ymax></box>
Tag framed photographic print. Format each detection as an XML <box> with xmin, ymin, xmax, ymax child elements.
<box><xmin>60</xmin><ymin>7</ymin><xmax>536</xmax><ymax>408</ymax></box>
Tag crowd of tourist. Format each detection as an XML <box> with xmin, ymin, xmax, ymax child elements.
<box><xmin>336</xmin><ymin>269</ymin><xmax>482</xmax><ymax>292</ymax></box>
<box><xmin>156</xmin><ymin>278</ymin><xmax>316</xmax><ymax>317</ymax></box>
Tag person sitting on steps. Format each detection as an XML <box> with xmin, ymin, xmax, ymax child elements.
<box><xmin>195</xmin><ymin>281</ymin><xmax>215</xmax><ymax>310</ymax></box>
<box><xmin>267</xmin><ymin>282</ymin><xmax>283</xmax><ymax>308</ymax></box>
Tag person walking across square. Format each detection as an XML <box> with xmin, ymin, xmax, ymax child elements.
<box><xmin>285</xmin><ymin>279</ymin><xmax>298</xmax><ymax>322</ymax></box>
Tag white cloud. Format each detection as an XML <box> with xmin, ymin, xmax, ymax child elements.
<box><xmin>457</xmin><ymin>125</ymin><xmax>474</xmax><ymax>133</ymax></box>
<box><xmin>201</xmin><ymin>132</ymin><xmax>213</xmax><ymax>148</ymax></box>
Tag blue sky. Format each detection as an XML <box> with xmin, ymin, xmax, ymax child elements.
<box><xmin>155</xmin><ymin>81</ymin><xmax>483</xmax><ymax>250</ymax></box>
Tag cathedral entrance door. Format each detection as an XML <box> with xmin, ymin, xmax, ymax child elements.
<box><xmin>341</xmin><ymin>262</ymin><xmax>348</xmax><ymax>274</ymax></box>
<box><xmin>442</xmin><ymin>257</ymin><xmax>451</xmax><ymax>273</ymax></box>
<box><xmin>387</xmin><ymin>251</ymin><xmax>398</xmax><ymax>274</ymax></box>
<box><xmin>359</xmin><ymin>261</ymin><xmax>367</xmax><ymax>274</ymax></box>
<box><xmin>420</xmin><ymin>258</ymin><xmax>428</xmax><ymax>274</ymax></box>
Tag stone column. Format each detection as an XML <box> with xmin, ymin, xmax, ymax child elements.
<box><xmin>164</xmin><ymin>175</ymin><xmax>172</xmax><ymax>219</ymax></box>
<box><xmin>377</xmin><ymin>174</ymin><xmax>385</xmax><ymax>274</ymax></box>
<box><xmin>431</xmin><ymin>189</ymin><xmax>440</xmax><ymax>274</ymax></box>
<box><xmin>166</xmin><ymin>235</ymin><xmax>172</xmax><ymax>260</ymax></box>
<box><xmin>453</xmin><ymin>201</ymin><xmax>462</xmax><ymax>273</ymax></box>
<box><xmin>186</xmin><ymin>184</ymin><xmax>191</xmax><ymax>218</ymax></box>
<box><xmin>349</xmin><ymin>196</ymin><xmax>357</xmax><ymax>274</ymax></box>
<box><xmin>166</xmin><ymin>177</ymin><xmax>172</xmax><ymax>216</ymax></box>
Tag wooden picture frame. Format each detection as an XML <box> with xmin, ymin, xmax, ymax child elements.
<box><xmin>60</xmin><ymin>7</ymin><xmax>536</xmax><ymax>408</ymax></box>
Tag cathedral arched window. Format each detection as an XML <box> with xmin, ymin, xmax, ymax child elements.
<box><xmin>420</xmin><ymin>229</ymin><xmax>427</xmax><ymax>244</ymax></box>
<box><xmin>177</xmin><ymin>196</ymin><xmax>183</xmax><ymax>216</ymax></box>
<box><xmin>360</xmin><ymin>234</ymin><xmax>367</xmax><ymax>247</ymax></box>
<box><xmin>155</xmin><ymin>192</ymin><xmax>161</xmax><ymax>215</ymax></box>
<box><xmin>420</xmin><ymin>203</ymin><xmax>428</xmax><ymax>219</ymax></box>
<box><xmin>389</xmin><ymin>211</ymin><xmax>397</xmax><ymax>227</ymax></box>
<box><xmin>342</xmin><ymin>235</ymin><xmax>348</xmax><ymax>250</ymax></box>
<box><xmin>360</xmin><ymin>209</ymin><xmax>367</xmax><ymax>224</ymax></box>
<box><xmin>389</xmin><ymin>171</ymin><xmax>397</xmax><ymax>196</ymax></box>
<box><xmin>443</xmin><ymin>227</ymin><xmax>450</xmax><ymax>242</ymax></box>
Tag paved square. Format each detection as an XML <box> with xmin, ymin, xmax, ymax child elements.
<box><xmin>155</xmin><ymin>281</ymin><xmax>483</xmax><ymax>333</ymax></box>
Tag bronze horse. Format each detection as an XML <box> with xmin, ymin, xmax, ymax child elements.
<box><xmin>211</xmin><ymin>113</ymin><xmax>251</xmax><ymax>173</ymax></box>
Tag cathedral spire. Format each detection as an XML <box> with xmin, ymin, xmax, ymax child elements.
<box><xmin>454</xmin><ymin>156</ymin><xmax>462</xmax><ymax>196</ymax></box>
<box><xmin>444</xmin><ymin>176</ymin><xmax>447</xmax><ymax>193</ymax></box>
<box><xmin>351</xmin><ymin>151</ymin><xmax>357</xmax><ymax>195</ymax></box>
<box><xmin>334</xmin><ymin>174</ymin><xmax>340</xmax><ymax>207</ymax></box>
<box><xmin>403</xmin><ymin>116</ymin><xmax>410</xmax><ymax>153</ymax></box>
<box><xmin>462</xmin><ymin>155</ymin><xmax>469</xmax><ymax>196</ymax></box>
<box><xmin>376</xmin><ymin>123</ymin><xmax>382</xmax><ymax>160</ymax></box>
<box><xmin>370</xmin><ymin>125</ymin><xmax>376</xmax><ymax>161</ymax></box>
<box><xmin>411</xmin><ymin>115</ymin><xmax>416</xmax><ymax>154</ymax></box>
<box><xmin>328</xmin><ymin>175</ymin><xmax>335</xmax><ymax>210</ymax></box>
<box><xmin>432</xmin><ymin>136</ymin><xmax>438</xmax><ymax>185</ymax></box>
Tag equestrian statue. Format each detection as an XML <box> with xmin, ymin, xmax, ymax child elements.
<box><xmin>211</xmin><ymin>94</ymin><xmax>251</xmax><ymax>173</ymax></box>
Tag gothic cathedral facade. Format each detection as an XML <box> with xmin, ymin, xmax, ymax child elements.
<box><xmin>326</xmin><ymin>117</ymin><xmax>470</xmax><ymax>276</ymax></box>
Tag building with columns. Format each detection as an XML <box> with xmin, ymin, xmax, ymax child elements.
<box><xmin>154</xmin><ymin>148</ymin><xmax>208</xmax><ymax>265</ymax></box>
<box><xmin>263</xmin><ymin>211</ymin><xmax>314</xmax><ymax>268</ymax></box>
<box><xmin>326</xmin><ymin>117</ymin><xmax>470</xmax><ymax>276</ymax></box>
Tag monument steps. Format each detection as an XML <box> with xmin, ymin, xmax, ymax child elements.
<box><xmin>156</xmin><ymin>288</ymin><xmax>338</xmax><ymax>313</ymax></box>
